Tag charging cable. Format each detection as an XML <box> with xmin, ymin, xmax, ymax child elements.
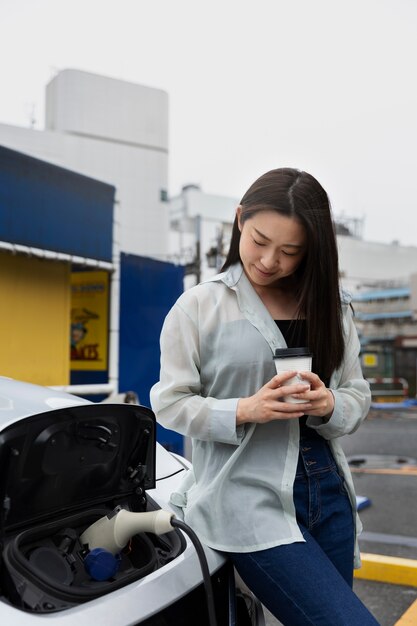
<box><xmin>171</xmin><ymin>517</ymin><xmax>217</xmax><ymax>626</ymax></box>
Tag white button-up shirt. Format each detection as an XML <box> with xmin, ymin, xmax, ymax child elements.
<box><xmin>150</xmin><ymin>263</ymin><xmax>371</xmax><ymax>565</ymax></box>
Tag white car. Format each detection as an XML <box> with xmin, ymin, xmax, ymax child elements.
<box><xmin>0</xmin><ymin>377</ymin><xmax>264</xmax><ymax>625</ymax></box>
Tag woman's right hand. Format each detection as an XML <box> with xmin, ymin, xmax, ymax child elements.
<box><xmin>236</xmin><ymin>371</ymin><xmax>312</xmax><ymax>425</ymax></box>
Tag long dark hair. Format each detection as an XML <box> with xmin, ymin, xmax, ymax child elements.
<box><xmin>222</xmin><ymin>167</ymin><xmax>344</xmax><ymax>379</ymax></box>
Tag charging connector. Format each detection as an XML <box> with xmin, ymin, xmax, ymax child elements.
<box><xmin>80</xmin><ymin>509</ymin><xmax>218</xmax><ymax>626</ymax></box>
<box><xmin>80</xmin><ymin>509</ymin><xmax>174</xmax><ymax>554</ymax></box>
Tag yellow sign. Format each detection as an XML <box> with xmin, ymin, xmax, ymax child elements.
<box><xmin>70</xmin><ymin>271</ymin><xmax>109</xmax><ymax>371</ymax></box>
<box><xmin>362</xmin><ymin>353</ymin><xmax>378</xmax><ymax>368</ymax></box>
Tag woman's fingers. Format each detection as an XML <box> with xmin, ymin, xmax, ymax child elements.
<box><xmin>238</xmin><ymin>372</ymin><xmax>318</xmax><ymax>425</ymax></box>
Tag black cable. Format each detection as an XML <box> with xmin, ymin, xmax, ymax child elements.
<box><xmin>170</xmin><ymin>518</ymin><xmax>218</xmax><ymax>626</ymax></box>
<box><xmin>155</xmin><ymin>468</ymin><xmax>185</xmax><ymax>481</ymax></box>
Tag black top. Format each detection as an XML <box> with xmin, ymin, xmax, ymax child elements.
<box><xmin>275</xmin><ymin>319</ymin><xmax>307</xmax><ymax>349</ymax></box>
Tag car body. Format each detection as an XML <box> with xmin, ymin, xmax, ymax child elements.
<box><xmin>0</xmin><ymin>377</ymin><xmax>264</xmax><ymax>625</ymax></box>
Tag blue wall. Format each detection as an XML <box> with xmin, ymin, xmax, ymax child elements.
<box><xmin>119</xmin><ymin>253</ymin><xmax>185</xmax><ymax>453</ymax></box>
<box><xmin>0</xmin><ymin>144</ymin><xmax>184</xmax><ymax>452</ymax></box>
<box><xmin>0</xmin><ymin>145</ymin><xmax>114</xmax><ymax>262</ymax></box>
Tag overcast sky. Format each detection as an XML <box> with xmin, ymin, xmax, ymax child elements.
<box><xmin>1</xmin><ymin>0</ymin><xmax>417</xmax><ymax>246</ymax></box>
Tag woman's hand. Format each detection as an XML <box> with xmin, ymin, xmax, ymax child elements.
<box><xmin>290</xmin><ymin>371</ymin><xmax>335</xmax><ymax>420</ymax></box>
<box><xmin>236</xmin><ymin>371</ymin><xmax>313</xmax><ymax>425</ymax></box>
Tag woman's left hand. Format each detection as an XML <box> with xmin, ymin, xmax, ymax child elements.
<box><xmin>291</xmin><ymin>371</ymin><xmax>334</xmax><ymax>420</ymax></box>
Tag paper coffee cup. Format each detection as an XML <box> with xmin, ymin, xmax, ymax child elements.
<box><xmin>273</xmin><ymin>347</ymin><xmax>313</xmax><ymax>403</ymax></box>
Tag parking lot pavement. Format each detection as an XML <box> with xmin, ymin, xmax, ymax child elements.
<box><xmin>262</xmin><ymin>580</ymin><xmax>417</xmax><ymax>626</ymax></box>
<box><xmin>354</xmin><ymin>579</ymin><xmax>417</xmax><ymax>626</ymax></box>
<box><xmin>344</xmin><ymin>407</ymin><xmax>417</xmax><ymax>625</ymax></box>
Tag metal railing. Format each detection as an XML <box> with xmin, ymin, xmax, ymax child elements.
<box><xmin>367</xmin><ymin>377</ymin><xmax>409</xmax><ymax>403</ymax></box>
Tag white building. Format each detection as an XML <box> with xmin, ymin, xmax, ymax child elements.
<box><xmin>0</xmin><ymin>69</ymin><xmax>169</xmax><ymax>259</ymax></box>
<box><xmin>168</xmin><ymin>185</ymin><xmax>417</xmax><ymax>292</ymax></box>
<box><xmin>337</xmin><ymin>237</ymin><xmax>417</xmax><ymax>293</ymax></box>
<box><xmin>169</xmin><ymin>184</ymin><xmax>236</xmax><ymax>288</ymax></box>
<box><xmin>2</xmin><ymin>68</ymin><xmax>417</xmax><ymax>294</ymax></box>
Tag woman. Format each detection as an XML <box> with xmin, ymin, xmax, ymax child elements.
<box><xmin>150</xmin><ymin>168</ymin><xmax>379</xmax><ymax>625</ymax></box>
